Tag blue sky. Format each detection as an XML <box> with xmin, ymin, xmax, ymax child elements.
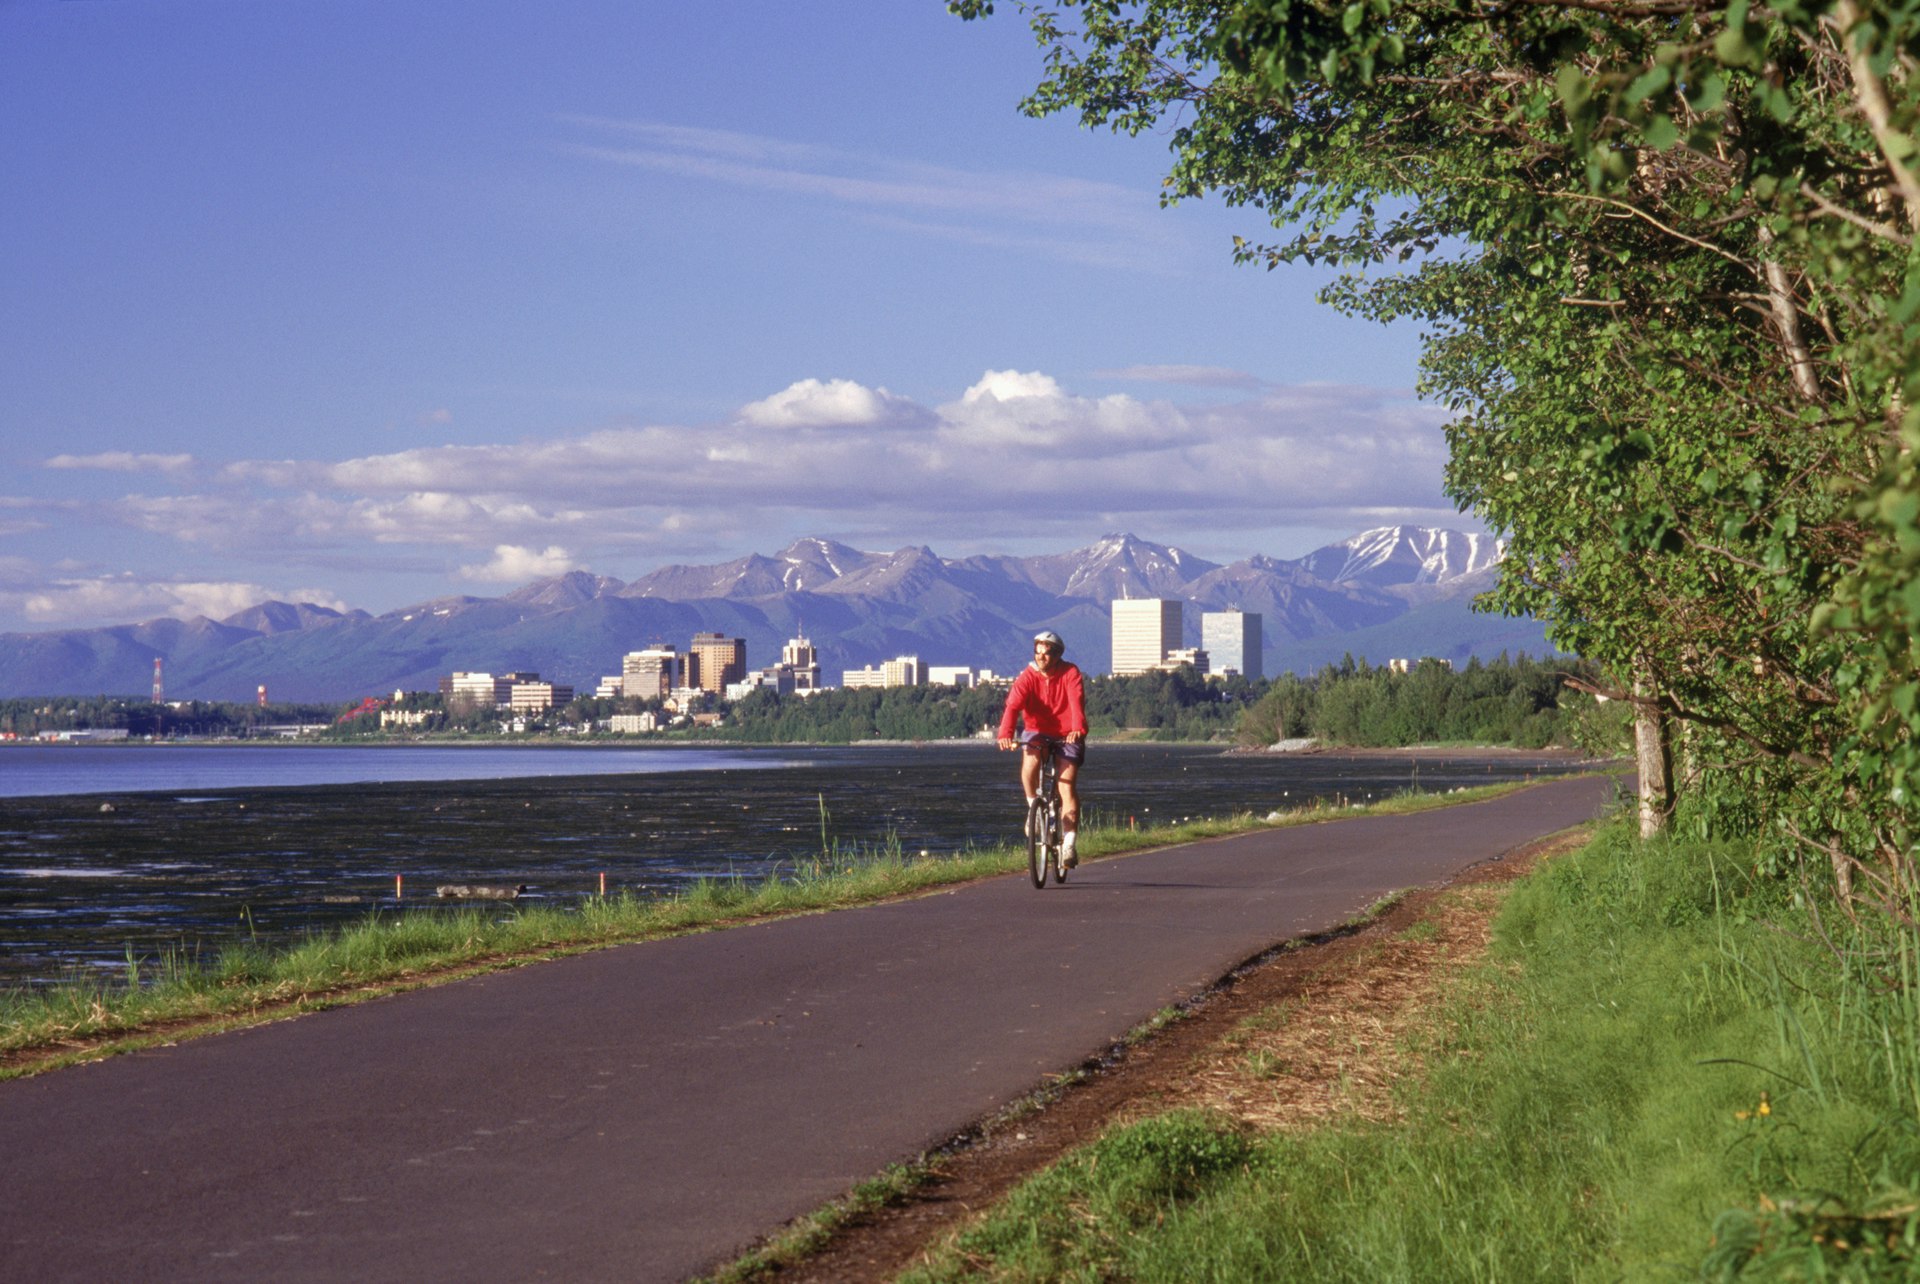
<box><xmin>0</xmin><ymin>0</ymin><xmax>1459</xmax><ymax>634</ymax></box>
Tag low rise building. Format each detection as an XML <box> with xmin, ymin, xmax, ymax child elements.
<box><xmin>1156</xmin><ymin>647</ymin><xmax>1210</xmax><ymax>674</ymax></box>
<box><xmin>509</xmin><ymin>680</ymin><xmax>573</xmax><ymax>713</ymax></box>
<box><xmin>841</xmin><ymin>655</ymin><xmax>924</xmax><ymax>689</ymax></box>
<box><xmin>1388</xmin><ymin>657</ymin><xmax>1454</xmax><ymax>673</ymax></box>
<box><xmin>445</xmin><ymin>671</ymin><xmax>543</xmax><ymax>709</ymax></box>
<box><xmin>726</xmin><ymin>667</ymin><xmax>797</xmax><ymax>700</ymax></box>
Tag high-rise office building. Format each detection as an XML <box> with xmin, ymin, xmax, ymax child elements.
<box><xmin>1110</xmin><ymin>599</ymin><xmax>1182</xmax><ymax>675</ymax></box>
<box><xmin>1201</xmin><ymin>610</ymin><xmax>1264</xmax><ymax>679</ymax></box>
<box><xmin>689</xmin><ymin>632</ymin><xmax>747</xmax><ymax>694</ymax></box>
<box><xmin>781</xmin><ymin>635</ymin><xmax>822</xmax><ymax>692</ymax></box>
<box><xmin>622</xmin><ymin>647</ymin><xmax>680</xmax><ymax>701</ymax></box>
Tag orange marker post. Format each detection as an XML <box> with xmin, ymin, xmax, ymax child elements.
<box><xmin>599</xmin><ymin>871</ymin><xmax>607</xmax><ymax>897</ymax></box>
<box><xmin>395</xmin><ymin>873</ymin><xmax>403</xmax><ymax>900</ymax></box>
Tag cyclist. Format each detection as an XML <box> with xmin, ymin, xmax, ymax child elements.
<box><xmin>997</xmin><ymin>629</ymin><xmax>1088</xmax><ymax>868</ymax></box>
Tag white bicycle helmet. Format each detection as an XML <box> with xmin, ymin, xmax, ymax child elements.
<box><xmin>1032</xmin><ymin>630</ymin><xmax>1064</xmax><ymax>653</ymax></box>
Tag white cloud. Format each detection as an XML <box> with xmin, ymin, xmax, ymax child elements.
<box><xmin>45</xmin><ymin>451</ymin><xmax>194</xmax><ymax>474</ymax></box>
<box><xmin>203</xmin><ymin>373</ymin><xmax>1452</xmax><ymax>547</ymax></box>
<box><xmin>14</xmin><ymin>574</ymin><xmax>331</xmax><ymax>628</ymax></box>
<box><xmin>738</xmin><ymin>378</ymin><xmax>924</xmax><ymax>429</ymax></box>
<box><xmin>961</xmin><ymin>370</ymin><xmax>1063</xmax><ymax>403</ymax></box>
<box><xmin>7</xmin><ymin>370</ymin><xmax>1462</xmax><ymax>628</ymax></box>
<box><xmin>940</xmin><ymin>369</ymin><xmax>1190</xmax><ymax>454</ymax></box>
<box><xmin>458</xmin><ymin>544</ymin><xmax>579</xmax><ymax>583</ymax></box>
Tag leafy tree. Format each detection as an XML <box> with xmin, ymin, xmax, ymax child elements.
<box><xmin>955</xmin><ymin>0</ymin><xmax>1920</xmax><ymax>916</ymax></box>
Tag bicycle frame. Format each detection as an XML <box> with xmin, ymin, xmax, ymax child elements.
<box><xmin>1025</xmin><ymin>735</ymin><xmax>1068</xmax><ymax>888</ymax></box>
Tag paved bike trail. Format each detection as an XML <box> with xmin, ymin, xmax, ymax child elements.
<box><xmin>1</xmin><ymin>775</ymin><xmax>1617</xmax><ymax>1282</ymax></box>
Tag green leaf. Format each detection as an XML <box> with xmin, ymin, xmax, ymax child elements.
<box><xmin>1642</xmin><ymin>115</ymin><xmax>1678</xmax><ymax>150</ymax></box>
<box><xmin>1555</xmin><ymin>64</ymin><xmax>1592</xmax><ymax>110</ymax></box>
<box><xmin>1625</xmin><ymin>65</ymin><xmax>1672</xmax><ymax>102</ymax></box>
<box><xmin>1714</xmin><ymin>27</ymin><xmax>1755</xmax><ymax>66</ymax></box>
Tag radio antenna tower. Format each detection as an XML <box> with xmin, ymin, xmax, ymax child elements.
<box><xmin>152</xmin><ymin>657</ymin><xmax>164</xmax><ymax>704</ymax></box>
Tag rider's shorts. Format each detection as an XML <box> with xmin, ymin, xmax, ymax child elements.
<box><xmin>1019</xmin><ymin>730</ymin><xmax>1085</xmax><ymax>765</ymax></box>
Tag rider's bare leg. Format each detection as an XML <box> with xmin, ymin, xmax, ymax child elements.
<box><xmin>1057</xmin><ymin>760</ymin><xmax>1079</xmax><ymax>834</ymax></box>
<box><xmin>1019</xmin><ymin>745</ymin><xmax>1042</xmax><ymax>803</ymax></box>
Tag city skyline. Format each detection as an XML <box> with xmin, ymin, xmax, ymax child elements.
<box><xmin>4</xmin><ymin>2</ymin><xmax>1464</xmax><ymax>638</ymax></box>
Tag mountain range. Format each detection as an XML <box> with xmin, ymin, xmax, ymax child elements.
<box><xmin>0</xmin><ymin>526</ymin><xmax>1557</xmax><ymax>703</ymax></box>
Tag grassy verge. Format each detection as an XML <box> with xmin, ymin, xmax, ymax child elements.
<box><xmin>0</xmin><ymin>780</ymin><xmax>1537</xmax><ymax>1077</ymax></box>
<box><xmin>901</xmin><ymin>823</ymin><xmax>1920</xmax><ymax>1282</ymax></box>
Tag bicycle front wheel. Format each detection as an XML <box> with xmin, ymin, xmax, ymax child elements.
<box><xmin>1026</xmin><ymin>799</ymin><xmax>1047</xmax><ymax>888</ymax></box>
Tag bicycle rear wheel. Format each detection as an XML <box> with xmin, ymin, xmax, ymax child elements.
<box><xmin>1026</xmin><ymin>798</ymin><xmax>1047</xmax><ymax>888</ymax></box>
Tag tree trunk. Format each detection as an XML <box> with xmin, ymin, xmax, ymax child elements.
<box><xmin>1634</xmin><ymin>673</ymin><xmax>1673</xmax><ymax>838</ymax></box>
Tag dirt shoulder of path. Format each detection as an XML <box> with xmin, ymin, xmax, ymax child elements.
<box><xmin>732</xmin><ymin>826</ymin><xmax>1586</xmax><ymax>1283</ymax></box>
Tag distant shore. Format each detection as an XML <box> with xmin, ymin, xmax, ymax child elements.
<box><xmin>1257</xmin><ymin>740</ymin><xmax>1596</xmax><ymax>759</ymax></box>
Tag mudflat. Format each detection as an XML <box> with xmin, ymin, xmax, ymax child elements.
<box><xmin>0</xmin><ymin>775</ymin><xmax>1617</xmax><ymax>1284</ymax></box>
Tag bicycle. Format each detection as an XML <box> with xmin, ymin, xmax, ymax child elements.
<box><xmin>1024</xmin><ymin>735</ymin><xmax>1069</xmax><ymax>888</ymax></box>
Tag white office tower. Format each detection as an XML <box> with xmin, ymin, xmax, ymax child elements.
<box><xmin>1202</xmin><ymin>610</ymin><xmax>1264</xmax><ymax>679</ymax></box>
<box><xmin>1111</xmin><ymin>599</ymin><xmax>1182</xmax><ymax>675</ymax></box>
<box><xmin>781</xmin><ymin>635</ymin><xmax>823</xmax><ymax>691</ymax></box>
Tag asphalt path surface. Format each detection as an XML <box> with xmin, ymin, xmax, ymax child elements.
<box><xmin>2</xmin><ymin>774</ymin><xmax>1618</xmax><ymax>1282</ymax></box>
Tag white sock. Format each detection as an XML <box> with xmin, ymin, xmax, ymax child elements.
<box><xmin>1063</xmin><ymin>831</ymin><xmax>1077</xmax><ymax>856</ymax></box>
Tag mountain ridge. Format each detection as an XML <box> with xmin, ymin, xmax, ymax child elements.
<box><xmin>0</xmin><ymin>526</ymin><xmax>1556</xmax><ymax>702</ymax></box>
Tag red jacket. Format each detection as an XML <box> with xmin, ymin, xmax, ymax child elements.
<box><xmin>997</xmin><ymin>660</ymin><xmax>1087</xmax><ymax>740</ymax></box>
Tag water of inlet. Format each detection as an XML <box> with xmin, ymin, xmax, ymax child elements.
<box><xmin>0</xmin><ymin>742</ymin><xmax>1603</xmax><ymax>987</ymax></box>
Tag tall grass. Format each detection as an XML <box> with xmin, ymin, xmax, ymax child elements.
<box><xmin>905</xmin><ymin>823</ymin><xmax>1920</xmax><ymax>1281</ymax></box>
<box><xmin>0</xmin><ymin>830</ymin><xmax>1008</xmax><ymax>1069</ymax></box>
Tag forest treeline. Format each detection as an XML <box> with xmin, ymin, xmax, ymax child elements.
<box><xmin>0</xmin><ymin>696</ymin><xmax>341</xmax><ymax>738</ymax></box>
<box><xmin>711</xmin><ymin>653</ymin><xmax>1595</xmax><ymax>747</ymax></box>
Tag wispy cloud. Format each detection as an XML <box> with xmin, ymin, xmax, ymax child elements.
<box><xmin>1097</xmin><ymin>364</ymin><xmax>1269</xmax><ymax>390</ymax></box>
<box><xmin>554</xmin><ymin>116</ymin><xmax>1185</xmax><ymax>269</ymax></box>
<box><xmin>45</xmin><ymin>451</ymin><xmax>195</xmax><ymax>475</ymax></box>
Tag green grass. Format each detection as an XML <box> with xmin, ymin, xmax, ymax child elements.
<box><xmin>0</xmin><ymin>779</ymin><xmax>1540</xmax><ymax>1077</ymax></box>
<box><xmin>902</xmin><ymin>823</ymin><xmax>1920</xmax><ymax>1282</ymax></box>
